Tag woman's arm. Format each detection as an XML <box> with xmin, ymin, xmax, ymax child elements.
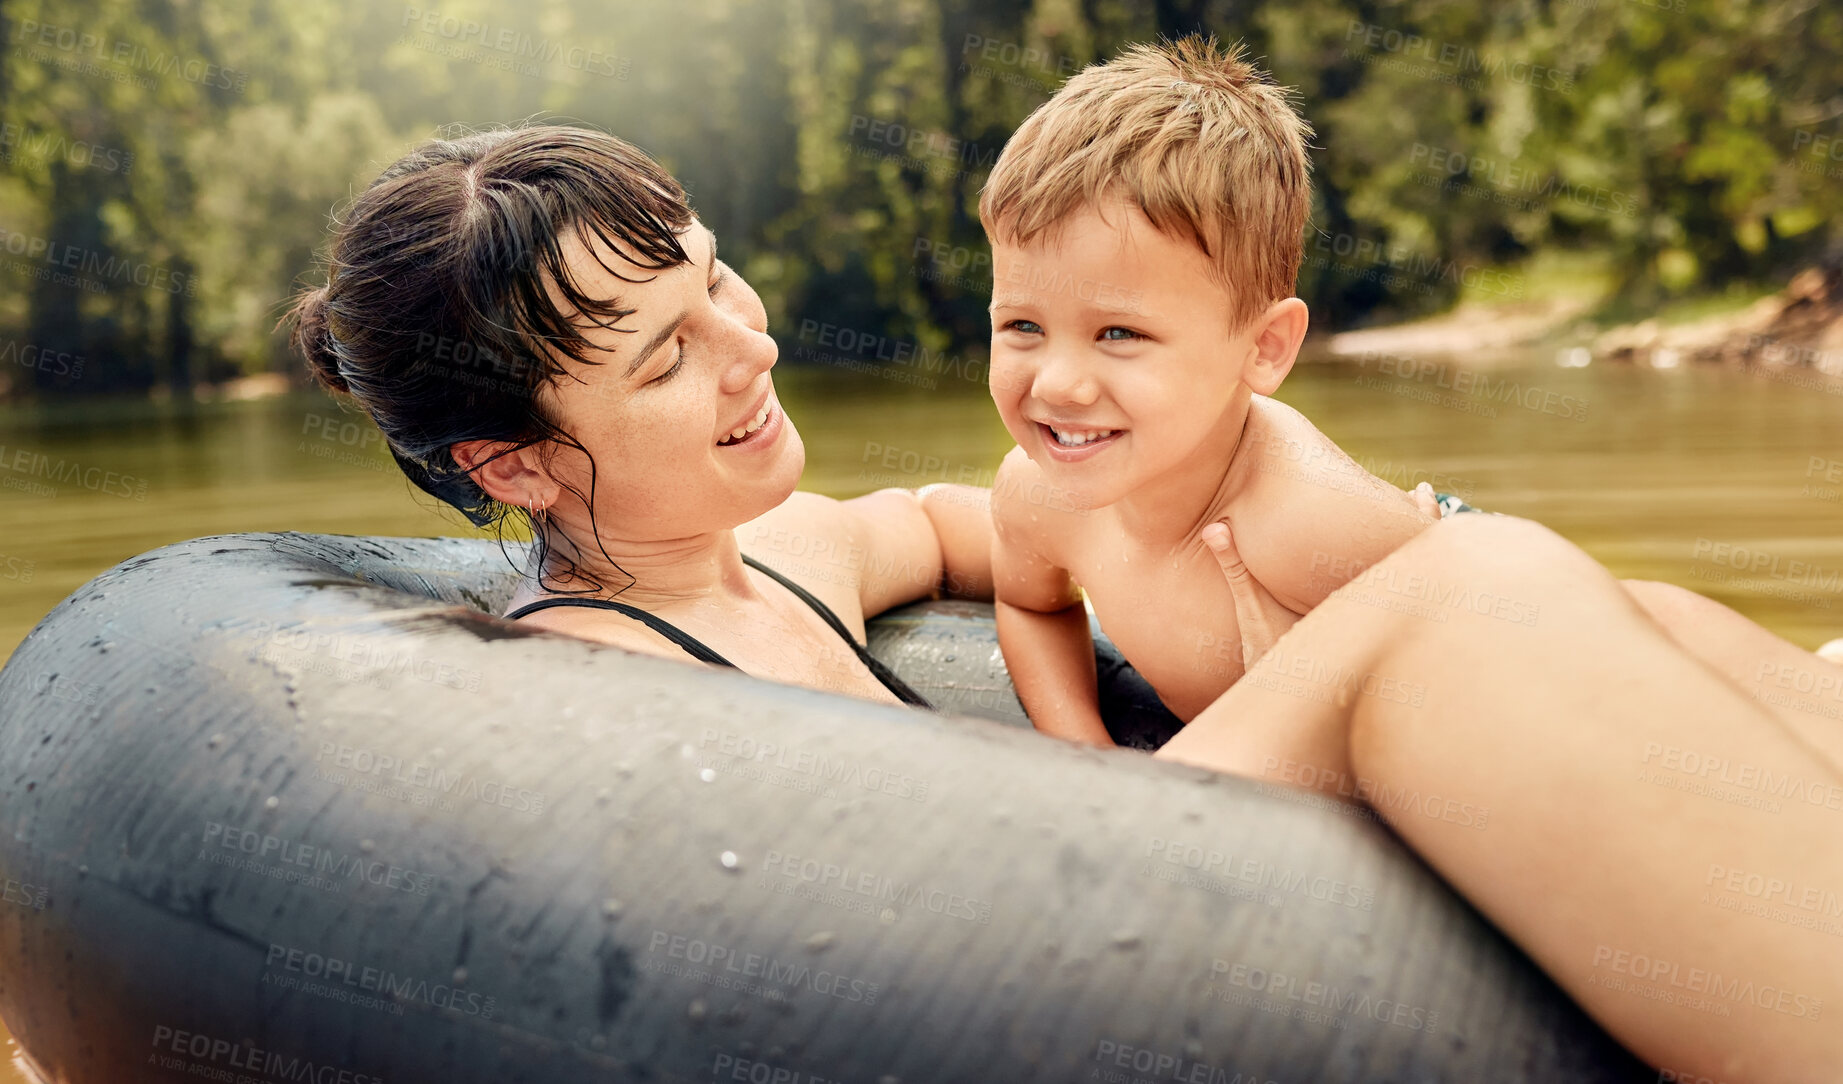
<box><xmin>838</xmin><ymin>484</ymin><xmax>994</xmax><ymax>619</ymax></box>
<box><xmin>916</xmin><ymin>483</ymin><xmax>994</xmax><ymax>600</ymax></box>
<box><xmin>1621</xmin><ymin>578</ymin><xmax>1843</xmax><ymax>774</ymax></box>
<box><xmin>739</xmin><ymin>486</ymin><xmax>991</xmax><ymax>623</ymax></box>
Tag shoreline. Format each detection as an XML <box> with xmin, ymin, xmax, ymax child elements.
<box><xmin>1313</xmin><ymin>265</ymin><xmax>1843</xmax><ymax>375</ymax></box>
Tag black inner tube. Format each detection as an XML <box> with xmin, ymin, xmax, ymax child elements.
<box><xmin>0</xmin><ymin>532</ymin><xmax>1652</xmax><ymax>1083</ymax></box>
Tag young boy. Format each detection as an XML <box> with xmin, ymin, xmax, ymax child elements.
<box><xmin>983</xmin><ymin>38</ymin><xmax>1448</xmax><ymax>743</ymax></box>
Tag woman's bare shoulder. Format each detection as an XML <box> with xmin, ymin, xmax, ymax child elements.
<box><xmin>737</xmin><ymin>490</ymin><xmax>861</xmax><ymax>588</ymax></box>
<box><xmin>737</xmin><ymin>490</ymin><xmax>851</xmax><ymax>555</ymax></box>
<box><xmin>736</xmin><ymin>490</ymin><xmax>871</xmax><ymax>621</ymax></box>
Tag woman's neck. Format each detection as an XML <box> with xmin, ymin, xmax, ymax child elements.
<box><xmin>531</xmin><ymin>525</ymin><xmax>756</xmax><ymax>610</ymax></box>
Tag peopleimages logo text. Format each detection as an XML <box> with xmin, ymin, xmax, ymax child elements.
<box><xmin>399</xmin><ymin>7</ymin><xmax>628</xmax><ymax>78</ymax></box>
<box><xmin>149</xmin><ymin>1026</ymin><xmax>383</xmax><ymax>1084</ymax></box>
<box><xmin>10</xmin><ymin>20</ymin><xmax>249</xmax><ymax>90</ymax></box>
<box><xmin>200</xmin><ymin>821</ymin><xmax>436</xmax><ymax>895</ymax></box>
<box><xmin>264</xmin><ymin>942</ymin><xmax>496</xmax><ymax>1018</ymax></box>
<box><xmin>761</xmin><ymin>849</ymin><xmax>993</xmax><ymax>924</ymax></box>
<box><xmin>315</xmin><ymin>742</ymin><xmax>544</xmax><ymax>814</ymax></box>
<box><xmin>0</xmin><ymin>444</ymin><xmax>148</xmax><ymax>499</ymax></box>
<box><xmin>0</xmin><ymin>225</ymin><xmax>194</xmax><ymax>295</ymax></box>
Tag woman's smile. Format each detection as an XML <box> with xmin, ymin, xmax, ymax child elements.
<box><xmin>717</xmin><ymin>390</ymin><xmax>783</xmax><ymax>449</ymax></box>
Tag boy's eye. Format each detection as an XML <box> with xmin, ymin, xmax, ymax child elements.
<box><xmin>1003</xmin><ymin>319</ymin><xmax>1043</xmax><ymax>335</ymax></box>
<box><xmin>1098</xmin><ymin>326</ymin><xmax>1142</xmax><ymax>341</ymax></box>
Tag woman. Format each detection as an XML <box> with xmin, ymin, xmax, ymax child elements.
<box><xmin>289</xmin><ymin>127</ymin><xmax>994</xmax><ymax>706</ymax></box>
<box><xmin>292</xmin><ymin>124</ymin><xmax>1840</xmax><ymax>1081</ymax></box>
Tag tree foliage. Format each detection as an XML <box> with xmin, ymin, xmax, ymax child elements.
<box><xmin>1</xmin><ymin>0</ymin><xmax>1838</xmax><ymax>398</ymax></box>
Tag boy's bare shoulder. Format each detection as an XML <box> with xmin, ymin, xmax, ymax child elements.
<box><xmin>991</xmin><ymin>446</ymin><xmax>1088</xmax><ymax>560</ymax></box>
<box><xmin>1231</xmin><ymin>395</ymin><xmax>1362</xmax><ymax>493</ymax></box>
<box><xmin>991</xmin><ymin>446</ymin><xmax>1048</xmax><ymax>533</ymax></box>
<box><xmin>1248</xmin><ymin>394</ymin><xmax>1344</xmax><ymax>453</ymax></box>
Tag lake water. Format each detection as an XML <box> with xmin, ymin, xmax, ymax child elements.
<box><xmin>0</xmin><ymin>353</ymin><xmax>1840</xmax><ymax>1076</ymax></box>
<box><xmin>3</xmin><ymin>355</ymin><xmax>1839</xmax><ymax>657</ymax></box>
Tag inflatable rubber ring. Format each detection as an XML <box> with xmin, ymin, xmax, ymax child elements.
<box><xmin>0</xmin><ymin>532</ymin><xmax>1652</xmax><ymax>1083</ymax></box>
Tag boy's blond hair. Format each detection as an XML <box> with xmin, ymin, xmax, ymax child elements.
<box><xmin>979</xmin><ymin>36</ymin><xmax>1311</xmax><ymax>330</ymax></box>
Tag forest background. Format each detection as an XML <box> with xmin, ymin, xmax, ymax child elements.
<box><xmin>2</xmin><ymin>0</ymin><xmax>1839</xmax><ymax>399</ymax></box>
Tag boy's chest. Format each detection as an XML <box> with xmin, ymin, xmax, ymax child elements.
<box><xmin>1065</xmin><ymin>543</ymin><xmax>1250</xmax><ymax>723</ymax></box>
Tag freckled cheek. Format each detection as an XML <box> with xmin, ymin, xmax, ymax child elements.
<box><xmin>631</xmin><ymin>386</ymin><xmax>716</xmax><ymax>450</ymax></box>
<box><xmin>594</xmin><ymin>411</ymin><xmax>702</xmax><ymax>479</ymax></box>
<box><xmin>639</xmin><ymin>421</ymin><xmax>710</xmax><ymax>465</ymax></box>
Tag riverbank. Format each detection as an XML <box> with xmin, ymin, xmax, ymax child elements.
<box><xmin>1320</xmin><ymin>260</ymin><xmax>1843</xmax><ymax>376</ymax></box>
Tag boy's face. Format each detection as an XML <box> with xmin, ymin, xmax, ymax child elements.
<box><xmin>987</xmin><ymin>201</ymin><xmax>1261</xmax><ymax>509</ymax></box>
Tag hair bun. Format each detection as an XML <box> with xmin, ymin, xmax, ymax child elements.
<box><xmin>287</xmin><ymin>285</ymin><xmax>351</xmax><ymax>395</ymax></box>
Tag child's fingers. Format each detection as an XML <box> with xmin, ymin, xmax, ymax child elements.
<box><xmin>1410</xmin><ymin>481</ymin><xmax>1440</xmax><ymax>520</ymax></box>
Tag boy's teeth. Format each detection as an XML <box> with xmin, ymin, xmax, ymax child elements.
<box><xmin>1050</xmin><ymin>426</ymin><xmax>1116</xmax><ymax>447</ymax></box>
<box><xmin>720</xmin><ymin>405</ymin><xmax>771</xmax><ymax>445</ymax></box>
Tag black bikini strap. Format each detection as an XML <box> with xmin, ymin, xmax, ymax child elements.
<box><xmin>500</xmin><ymin>596</ymin><xmax>739</xmax><ymax>669</ymax></box>
<box><xmin>860</xmin><ymin>651</ymin><xmax>935</xmax><ymax>710</ymax></box>
<box><xmin>741</xmin><ymin>555</ymin><xmax>935</xmax><ymax>710</ymax></box>
<box><xmin>502</xmin><ymin>559</ymin><xmax>933</xmax><ymax>710</ymax></box>
<box><xmin>740</xmin><ymin>555</ymin><xmax>860</xmax><ymax>645</ymax></box>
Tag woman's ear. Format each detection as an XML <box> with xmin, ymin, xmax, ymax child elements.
<box><xmin>1239</xmin><ymin>297</ymin><xmax>1310</xmax><ymax>397</ymax></box>
<box><xmin>451</xmin><ymin>440</ymin><xmax>559</xmax><ymax>510</ymax></box>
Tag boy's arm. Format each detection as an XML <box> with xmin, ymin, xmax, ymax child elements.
<box><xmin>1230</xmin><ymin>404</ymin><xmax>1441</xmax><ymax>610</ymax></box>
<box><xmin>991</xmin><ymin>452</ymin><xmax>1113</xmax><ymax>746</ymax></box>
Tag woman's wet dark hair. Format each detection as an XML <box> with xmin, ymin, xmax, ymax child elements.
<box><xmin>286</xmin><ymin>124</ymin><xmax>693</xmax><ymax>595</ymax></box>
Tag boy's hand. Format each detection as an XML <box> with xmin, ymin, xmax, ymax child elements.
<box><xmin>1202</xmin><ymin>519</ymin><xmax>1298</xmax><ymax>670</ymax></box>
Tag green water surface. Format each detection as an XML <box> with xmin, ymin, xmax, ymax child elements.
<box><xmin>0</xmin><ymin>355</ymin><xmax>1839</xmax><ymax>1077</ymax></box>
<box><xmin>3</xmin><ymin>356</ymin><xmax>1838</xmax><ymax>657</ymax></box>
